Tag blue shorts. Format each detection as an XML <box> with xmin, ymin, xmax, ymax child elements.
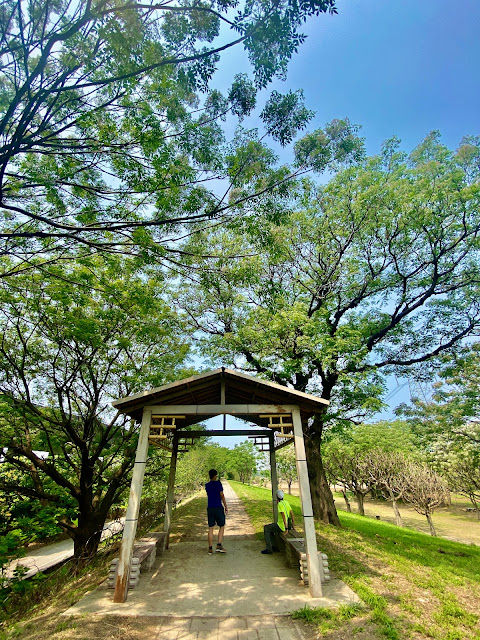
<box><xmin>207</xmin><ymin>507</ymin><xmax>225</xmax><ymax>527</ymax></box>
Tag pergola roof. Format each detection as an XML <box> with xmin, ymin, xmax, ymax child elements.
<box><xmin>112</xmin><ymin>367</ymin><xmax>329</xmax><ymax>427</ymax></box>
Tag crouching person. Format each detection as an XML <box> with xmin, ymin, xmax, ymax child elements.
<box><xmin>261</xmin><ymin>489</ymin><xmax>294</xmax><ymax>554</ymax></box>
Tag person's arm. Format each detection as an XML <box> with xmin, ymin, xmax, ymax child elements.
<box><xmin>220</xmin><ymin>491</ymin><xmax>228</xmax><ymax>514</ymax></box>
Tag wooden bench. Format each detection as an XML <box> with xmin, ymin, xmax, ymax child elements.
<box><xmin>276</xmin><ymin>528</ymin><xmax>330</xmax><ymax>586</ymax></box>
<box><xmin>108</xmin><ymin>531</ymin><xmax>167</xmax><ymax>590</ymax></box>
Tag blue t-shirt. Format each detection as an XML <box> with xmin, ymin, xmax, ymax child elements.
<box><xmin>205</xmin><ymin>480</ymin><xmax>223</xmax><ymax>508</ymax></box>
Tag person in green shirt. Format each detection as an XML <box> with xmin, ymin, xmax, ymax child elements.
<box><xmin>261</xmin><ymin>489</ymin><xmax>295</xmax><ymax>554</ymax></box>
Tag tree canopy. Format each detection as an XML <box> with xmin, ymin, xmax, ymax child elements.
<box><xmin>0</xmin><ymin>255</ymin><xmax>191</xmax><ymax>561</ymax></box>
<box><xmin>400</xmin><ymin>344</ymin><xmax>480</xmax><ymax>514</ymax></box>
<box><xmin>0</xmin><ymin>0</ymin><xmax>337</xmax><ymax>275</ymax></box>
<box><xmin>173</xmin><ymin>128</ymin><xmax>480</xmax><ymax>522</ymax></box>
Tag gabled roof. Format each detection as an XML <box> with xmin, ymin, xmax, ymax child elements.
<box><xmin>112</xmin><ymin>368</ymin><xmax>328</xmax><ymax>427</ymax></box>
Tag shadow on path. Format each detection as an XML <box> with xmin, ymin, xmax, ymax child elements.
<box><xmin>64</xmin><ymin>482</ymin><xmax>357</xmax><ymax>621</ymax></box>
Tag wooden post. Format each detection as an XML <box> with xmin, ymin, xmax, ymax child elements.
<box><xmin>269</xmin><ymin>433</ymin><xmax>278</xmax><ymax>523</ymax></box>
<box><xmin>221</xmin><ymin>382</ymin><xmax>226</xmax><ymax>430</ymax></box>
<box><xmin>291</xmin><ymin>407</ymin><xmax>322</xmax><ymax>597</ymax></box>
<box><xmin>113</xmin><ymin>408</ymin><xmax>152</xmax><ymax>603</ymax></box>
<box><xmin>163</xmin><ymin>434</ymin><xmax>179</xmax><ymax>547</ymax></box>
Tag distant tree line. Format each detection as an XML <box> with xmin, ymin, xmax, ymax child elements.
<box><xmin>323</xmin><ymin>418</ymin><xmax>480</xmax><ymax>536</ymax></box>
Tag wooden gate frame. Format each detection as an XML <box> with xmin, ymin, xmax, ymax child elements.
<box><xmin>113</xmin><ymin>403</ymin><xmax>323</xmax><ymax>602</ymax></box>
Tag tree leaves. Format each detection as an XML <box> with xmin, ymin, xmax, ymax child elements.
<box><xmin>261</xmin><ymin>89</ymin><xmax>313</xmax><ymax>146</ymax></box>
<box><xmin>0</xmin><ymin>256</ymin><xmax>192</xmax><ymax>557</ymax></box>
<box><xmin>0</xmin><ymin>0</ymin><xmax>340</xmax><ymax>272</ymax></box>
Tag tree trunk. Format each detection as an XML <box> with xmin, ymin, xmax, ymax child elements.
<box><xmin>388</xmin><ymin>490</ymin><xmax>403</xmax><ymax>526</ymax></box>
<box><xmin>426</xmin><ymin>512</ymin><xmax>436</xmax><ymax>536</ymax></box>
<box><xmin>355</xmin><ymin>491</ymin><xmax>365</xmax><ymax>516</ymax></box>
<box><xmin>305</xmin><ymin>432</ymin><xmax>340</xmax><ymax>525</ymax></box>
<box><xmin>72</xmin><ymin>513</ymin><xmax>106</xmax><ymax>568</ymax></box>
<box><xmin>468</xmin><ymin>494</ymin><xmax>480</xmax><ymax>520</ymax></box>
<box><xmin>341</xmin><ymin>487</ymin><xmax>352</xmax><ymax>512</ymax></box>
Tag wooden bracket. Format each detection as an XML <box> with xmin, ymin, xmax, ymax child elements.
<box><xmin>249</xmin><ymin>434</ymin><xmax>270</xmax><ymax>452</ymax></box>
<box><xmin>260</xmin><ymin>414</ymin><xmax>294</xmax><ymax>438</ymax></box>
<box><xmin>148</xmin><ymin>415</ymin><xmax>185</xmax><ymax>448</ymax></box>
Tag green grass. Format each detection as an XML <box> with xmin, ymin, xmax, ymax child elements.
<box><xmin>230</xmin><ymin>480</ymin><xmax>480</xmax><ymax>640</ymax></box>
<box><xmin>292</xmin><ymin>602</ymin><xmax>365</xmax><ymax>634</ymax></box>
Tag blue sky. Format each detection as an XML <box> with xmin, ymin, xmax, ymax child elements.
<box><xmin>216</xmin><ymin>0</ymin><xmax>480</xmax><ymax>157</ymax></box>
<box><xmin>278</xmin><ymin>0</ymin><xmax>480</xmax><ymax>154</ymax></box>
<box><xmin>206</xmin><ymin>0</ymin><xmax>480</xmax><ymax>446</ymax></box>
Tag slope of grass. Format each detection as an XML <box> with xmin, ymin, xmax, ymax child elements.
<box><xmin>331</xmin><ymin>489</ymin><xmax>480</xmax><ymax>545</ymax></box>
<box><xmin>230</xmin><ymin>480</ymin><xmax>480</xmax><ymax>640</ymax></box>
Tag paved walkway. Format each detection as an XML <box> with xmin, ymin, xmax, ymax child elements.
<box><xmin>63</xmin><ymin>483</ymin><xmax>358</xmax><ymax>638</ymax></box>
<box><xmin>6</xmin><ymin>519</ymin><xmax>124</xmax><ymax>580</ymax></box>
<box><xmin>136</xmin><ymin>614</ymin><xmax>308</xmax><ymax>639</ymax></box>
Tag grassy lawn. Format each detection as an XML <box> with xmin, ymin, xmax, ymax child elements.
<box><xmin>230</xmin><ymin>480</ymin><xmax>480</xmax><ymax>640</ymax></box>
<box><xmin>331</xmin><ymin>490</ymin><xmax>480</xmax><ymax>546</ymax></box>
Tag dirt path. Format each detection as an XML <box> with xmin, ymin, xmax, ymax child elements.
<box><xmin>59</xmin><ymin>481</ymin><xmax>357</xmax><ymax>639</ymax></box>
<box><xmin>172</xmin><ymin>480</ymin><xmax>258</xmax><ymax>543</ymax></box>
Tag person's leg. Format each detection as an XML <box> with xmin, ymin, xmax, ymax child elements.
<box><xmin>207</xmin><ymin>508</ymin><xmax>215</xmax><ymax>553</ymax></box>
<box><xmin>216</xmin><ymin>508</ymin><xmax>227</xmax><ymax>552</ymax></box>
<box><xmin>263</xmin><ymin>523</ymin><xmax>280</xmax><ymax>553</ymax></box>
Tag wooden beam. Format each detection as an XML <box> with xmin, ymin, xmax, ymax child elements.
<box><xmin>274</xmin><ymin>438</ymin><xmax>294</xmax><ymax>452</ymax></box>
<box><xmin>145</xmin><ymin>404</ymin><xmax>303</xmax><ymax>415</ymax></box>
<box><xmin>163</xmin><ymin>435</ymin><xmax>179</xmax><ymax>547</ymax></box>
<box><xmin>291</xmin><ymin>407</ymin><xmax>323</xmax><ymax>597</ymax></box>
<box><xmin>113</xmin><ymin>408</ymin><xmax>151</xmax><ymax>603</ymax></box>
<box><xmin>176</xmin><ymin>429</ymin><xmax>271</xmax><ymax>437</ymax></box>
<box><xmin>149</xmin><ymin>441</ymin><xmax>173</xmax><ymax>453</ymax></box>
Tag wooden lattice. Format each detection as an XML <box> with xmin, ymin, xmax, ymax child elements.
<box><xmin>148</xmin><ymin>415</ymin><xmax>185</xmax><ymax>451</ymax></box>
<box><xmin>249</xmin><ymin>435</ymin><xmax>270</xmax><ymax>452</ymax></box>
<box><xmin>260</xmin><ymin>414</ymin><xmax>294</xmax><ymax>439</ymax></box>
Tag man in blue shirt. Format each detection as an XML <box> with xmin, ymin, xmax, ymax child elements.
<box><xmin>205</xmin><ymin>468</ymin><xmax>228</xmax><ymax>555</ymax></box>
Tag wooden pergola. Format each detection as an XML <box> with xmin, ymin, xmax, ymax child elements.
<box><xmin>111</xmin><ymin>367</ymin><xmax>329</xmax><ymax>602</ymax></box>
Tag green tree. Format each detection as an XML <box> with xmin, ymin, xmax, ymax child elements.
<box><xmin>0</xmin><ymin>256</ymin><xmax>191</xmax><ymax>564</ymax></box>
<box><xmin>349</xmin><ymin>421</ymin><xmax>417</xmax><ymax>454</ymax></box>
<box><xmin>400</xmin><ymin>344</ymin><xmax>480</xmax><ymax>513</ymax></box>
<box><xmin>0</xmin><ymin>0</ymin><xmax>338</xmax><ymax>273</ymax></box>
<box><xmin>276</xmin><ymin>446</ymin><xmax>297</xmax><ymax>493</ymax></box>
<box><xmin>400</xmin><ymin>344</ymin><xmax>480</xmax><ymax>448</ymax></box>
<box><xmin>175</xmin><ymin>442</ymin><xmax>230</xmax><ymax>495</ymax></box>
<box><xmin>402</xmin><ymin>464</ymin><xmax>450</xmax><ymax>536</ymax></box>
<box><xmin>227</xmin><ymin>440</ymin><xmax>260</xmax><ymax>483</ymax></box>
<box><xmin>324</xmin><ymin>421</ymin><xmax>418</xmax><ymax>522</ymax></box>
<box><xmin>442</xmin><ymin>451</ymin><xmax>480</xmax><ymax>517</ymax></box>
<box><xmin>366</xmin><ymin>449</ymin><xmax>414</xmax><ymax>526</ymax></box>
<box><xmin>322</xmin><ymin>439</ymin><xmax>373</xmax><ymax>515</ymax></box>
<box><xmin>175</xmin><ymin>129</ymin><xmax>480</xmax><ymax>524</ymax></box>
